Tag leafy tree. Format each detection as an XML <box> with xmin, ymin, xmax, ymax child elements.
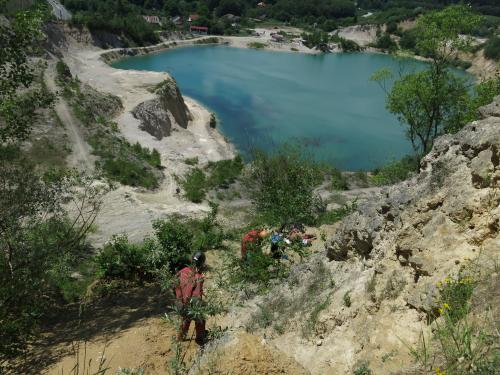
<box><xmin>0</xmin><ymin>1</ymin><xmax>53</xmax><ymax>142</ymax></box>
<box><xmin>372</xmin><ymin>6</ymin><xmax>482</xmax><ymax>162</ymax></box>
<box><xmin>0</xmin><ymin>151</ymin><xmax>103</xmax><ymax>355</ymax></box>
<box><xmin>484</xmin><ymin>35</ymin><xmax>500</xmax><ymax>60</ymax></box>
<box><xmin>245</xmin><ymin>144</ymin><xmax>325</xmax><ymax>226</ymax></box>
<box><xmin>0</xmin><ymin>3</ymin><xmax>104</xmax><ymax>357</ymax></box>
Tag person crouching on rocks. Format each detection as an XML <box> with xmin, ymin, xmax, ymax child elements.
<box><xmin>175</xmin><ymin>251</ymin><xmax>207</xmax><ymax>345</ymax></box>
<box><xmin>241</xmin><ymin>228</ymin><xmax>269</xmax><ymax>260</ymax></box>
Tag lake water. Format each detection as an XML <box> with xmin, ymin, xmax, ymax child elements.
<box><xmin>114</xmin><ymin>46</ymin><xmax>430</xmax><ymax>170</ymax></box>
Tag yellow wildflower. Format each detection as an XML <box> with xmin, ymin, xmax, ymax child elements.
<box><xmin>435</xmin><ymin>367</ymin><xmax>446</xmax><ymax>375</ymax></box>
<box><xmin>443</xmin><ymin>303</ymin><xmax>450</xmax><ymax>310</ymax></box>
<box><xmin>445</xmin><ymin>277</ymin><xmax>450</xmax><ymax>284</ymax></box>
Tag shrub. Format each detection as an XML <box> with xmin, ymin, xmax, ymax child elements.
<box><xmin>248</xmin><ymin>42</ymin><xmax>267</xmax><ymax>49</ymax></box>
<box><xmin>330</xmin><ymin>168</ymin><xmax>349</xmax><ymax>190</ymax></box>
<box><xmin>245</xmin><ymin>144</ymin><xmax>326</xmax><ymax>225</ymax></box>
<box><xmin>354</xmin><ymin>362</ymin><xmax>372</xmax><ymax>375</ymax></box>
<box><xmin>96</xmin><ymin>235</ymin><xmax>155</xmax><ymax>281</ymax></box>
<box><xmin>370</xmin><ymin>156</ymin><xmax>417</xmax><ymax>186</ymax></box>
<box><xmin>55</xmin><ymin>60</ymin><xmax>72</xmax><ymax>83</ymax></box>
<box><xmin>484</xmin><ymin>36</ymin><xmax>500</xmax><ymax>60</ymax></box>
<box><xmin>373</xmin><ymin>32</ymin><xmax>398</xmax><ymax>53</ymax></box>
<box><xmin>180</xmin><ymin>168</ymin><xmax>206</xmax><ymax>203</ymax></box>
<box><xmin>209</xmin><ymin>113</ymin><xmax>217</xmax><ymax>128</ymax></box>
<box><xmin>317</xmin><ymin>201</ymin><xmax>356</xmax><ymax>225</ymax></box>
<box><xmin>181</xmin><ymin>156</ymin><xmax>244</xmax><ymax>203</ymax></box>
<box><xmin>152</xmin><ymin>218</ymin><xmax>193</xmax><ymax>272</ymax></box>
<box><xmin>207</xmin><ymin>155</ymin><xmax>244</xmax><ymax>189</ymax></box>
<box><xmin>343</xmin><ymin>291</ymin><xmax>352</xmax><ymax>307</ymax></box>
<box><xmin>184</xmin><ymin>157</ymin><xmax>199</xmax><ymax>166</ymax></box>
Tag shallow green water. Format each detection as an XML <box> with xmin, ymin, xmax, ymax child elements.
<box><xmin>114</xmin><ymin>46</ymin><xmax>432</xmax><ymax>170</ymax></box>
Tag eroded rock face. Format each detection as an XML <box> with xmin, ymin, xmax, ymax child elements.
<box><xmin>203</xmin><ymin>98</ymin><xmax>500</xmax><ymax>375</ymax></box>
<box><xmin>132</xmin><ymin>98</ymin><xmax>173</xmax><ymax>140</ymax></box>
<box><xmin>132</xmin><ymin>78</ymin><xmax>191</xmax><ymax>140</ymax></box>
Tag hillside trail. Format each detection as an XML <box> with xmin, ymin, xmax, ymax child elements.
<box><xmin>45</xmin><ymin>62</ymin><xmax>95</xmax><ymax>172</ymax></box>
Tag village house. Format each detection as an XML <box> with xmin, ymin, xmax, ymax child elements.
<box><xmin>190</xmin><ymin>25</ymin><xmax>208</xmax><ymax>35</ymax></box>
<box><xmin>188</xmin><ymin>14</ymin><xmax>200</xmax><ymax>23</ymax></box>
<box><xmin>143</xmin><ymin>15</ymin><xmax>161</xmax><ymax>25</ymax></box>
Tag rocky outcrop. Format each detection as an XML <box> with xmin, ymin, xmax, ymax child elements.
<box><xmin>79</xmin><ymin>84</ymin><xmax>123</xmax><ymax>120</ymax></box>
<box><xmin>132</xmin><ymin>78</ymin><xmax>191</xmax><ymax>140</ymax></box>
<box><xmin>220</xmin><ymin>97</ymin><xmax>500</xmax><ymax>375</ymax></box>
<box><xmin>327</xmin><ymin>98</ymin><xmax>500</xmax><ymax>269</ymax></box>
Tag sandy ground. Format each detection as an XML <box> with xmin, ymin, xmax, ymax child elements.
<box><xmin>221</xmin><ymin>27</ymin><xmax>319</xmax><ymax>54</ymax></box>
<box><xmin>45</xmin><ymin>61</ymin><xmax>96</xmax><ymax>171</ymax></box>
<box><xmin>61</xmin><ymin>42</ymin><xmax>234</xmax><ymax>246</ymax></box>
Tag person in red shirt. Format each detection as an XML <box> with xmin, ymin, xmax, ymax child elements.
<box><xmin>175</xmin><ymin>251</ymin><xmax>206</xmax><ymax>345</ymax></box>
<box><xmin>241</xmin><ymin>229</ymin><xmax>269</xmax><ymax>260</ymax></box>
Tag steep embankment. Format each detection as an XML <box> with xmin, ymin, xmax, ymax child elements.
<box><xmin>45</xmin><ymin>22</ymin><xmax>234</xmax><ymax>245</ymax></box>
<box><xmin>207</xmin><ymin>98</ymin><xmax>500</xmax><ymax>374</ymax></box>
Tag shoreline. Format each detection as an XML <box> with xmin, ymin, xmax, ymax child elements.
<box><xmin>61</xmin><ymin>39</ymin><xmax>235</xmax><ymax>246</ymax></box>
<box><xmin>101</xmin><ymin>32</ymin><xmax>494</xmax><ymax>80</ymax></box>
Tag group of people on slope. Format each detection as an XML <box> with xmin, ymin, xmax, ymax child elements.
<box><xmin>241</xmin><ymin>223</ymin><xmax>317</xmax><ymax>261</ymax></box>
<box><xmin>174</xmin><ymin>224</ymin><xmax>316</xmax><ymax>346</ymax></box>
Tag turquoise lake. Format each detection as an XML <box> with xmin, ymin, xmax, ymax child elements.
<box><xmin>113</xmin><ymin>46</ymin><xmax>430</xmax><ymax>170</ymax></box>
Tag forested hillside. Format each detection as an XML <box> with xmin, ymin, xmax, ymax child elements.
<box><xmin>61</xmin><ymin>0</ymin><xmax>500</xmax><ymax>44</ymax></box>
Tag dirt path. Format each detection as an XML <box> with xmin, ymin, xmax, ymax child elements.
<box><xmin>45</xmin><ymin>62</ymin><xmax>95</xmax><ymax>172</ymax></box>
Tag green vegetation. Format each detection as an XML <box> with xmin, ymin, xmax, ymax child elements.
<box><xmin>353</xmin><ymin>362</ymin><xmax>373</xmax><ymax>375</ymax></box>
<box><xmin>371</xmin><ymin>31</ymin><xmax>398</xmax><ymax>53</ymax></box>
<box><xmin>0</xmin><ymin>2</ymin><xmax>102</xmax><ymax>357</ymax></box>
<box><xmin>484</xmin><ymin>36</ymin><xmax>500</xmax><ymax>60</ymax></box>
<box><xmin>184</xmin><ymin>156</ymin><xmax>199</xmax><ymax>165</ymax></box>
<box><xmin>246</xmin><ymin>145</ymin><xmax>326</xmax><ymax>225</ymax></box>
<box><xmin>91</xmin><ymin>136</ymin><xmax>162</xmax><ymax>189</ymax></box>
<box><xmin>97</xmin><ymin>204</ymin><xmax>224</xmax><ymax>280</ymax></box>
<box><xmin>408</xmin><ymin>266</ymin><xmax>499</xmax><ymax>374</ymax></box>
<box><xmin>58</xmin><ymin>71</ymin><xmax>163</xmax><ymax>189</ymax></box>
<box><xmin>246</xmin><ymin>260</ymin><xmax>335</xmax><ymax>337</ymax></box>
<box><xmin>0</xmin><ymin>148</ymin><xmax>102</xmax><ymax>355</ymax></box>
<box><xmin>180</xmin><ymin>167</ymin><xmax>207</xmax><ymax>203</ymax></box>
<box><xmin>343</xmin><ymin>290</ymin><xmax>351</xmax><ymax>307</ymax></box>
<box><xmin>330</xmin><ymin>168</ymin><xmax>349</xmax><ymax>190</ymax></box>
<box><xmin>371</xmin><ymin>6</ymin><xmax>493</xmax><ymax>163</ymax></box>
<box><xmin>370</xmin><ymin>156</ymin><xmax>417</xmax><ymax>186</ymax></box>
<box><xmin>180</xmin><ymin>156</ymin><xmax>244</xmax><ymax>203</ymax></box>
<box><xmin>247</xmin><ymin>41</ymin><xmax>267</xmax><ymax>49</ymax></box>
<box><xmin>63</xmin><ymin>0</ymin><xmax>160</xmax><ymax>46</ymax></box>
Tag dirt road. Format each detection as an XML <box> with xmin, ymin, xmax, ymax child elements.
<box><xmin>45</xmin><ymin>63</ymin><xmax>95</xmax><ymax>172</ymax></box>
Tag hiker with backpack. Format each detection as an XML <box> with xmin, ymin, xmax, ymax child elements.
<box><xmin>175</xmin><ymin>251</ymin><xmax>207</xmax><ymax>345</ymax></box>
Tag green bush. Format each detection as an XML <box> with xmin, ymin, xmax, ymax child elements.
<box><xmin>248</xmin><ymin>42</ymin><xmax>267</xmax><ymax>49</ymax></box>
<box><xmin>484</xmin><ymin>36</ymin><xmax>500</xmax><ymax>60</ymax></box>
<box><xmin>181</xmin><ymin>156</ymin><xmax>244</xmax><ymax>203</ymax></box>
<box><xmin>331</xmin><ymin>168</ymin><xmax>349</xmax><ymax>190</ymax></box>
<box><xmin>317</xmin><ymin>202</ymin><xmax>356</xmax><ymax>225</ymax></box>
<box><xmin>55</xmin><ymin>60</ymin><xmax>72</xmax><ymax>83</ymax></box>
<box><xmin>353</xmin><ymin>362</ymin><xmax>372</xmax><ymax>375</ymax></box>
<box><xmin>207</xmin><ymin>155</ymin><xmax>244</xmax><ymax>189</ymax></box>
<box><xmin>373</xmin><ymin>32</ymin><xmax>399</xmax><ymax>52</ymax></box>
<box><xmin>370</xmin><ymin>156</ymin><xmax>417</xmax><ymax>186</ymax></box>
<box><xmin>246</xmin><ymin>144</ymin><xmax>326</xmax><ymax>225</ymax></box>
<box><xmin>96</xmin><ymin>235</ymin><xmax>155</xmax><ymax>281</ymax></box>
<box><xmin>184</xmin><ymin>157</ymin><xmax>199</xmax><ymax>166</ymax></box>
<box><xmin>180</xmin><ymin>167</ymin><xmax>207</xmax><ymax>203</ymax></box>
<box><xmin>97</xmin><ymin>204</ymin><xmax>225</xmax><ymax>280</ymax></box>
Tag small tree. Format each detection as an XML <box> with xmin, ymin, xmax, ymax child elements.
<box><xmin>371</xmin><ymin>6</ymin><xmax>482</xmax><ymax>163</ymax></box>
<box><xmin>245</xmin><ymin>144</ymin><xmax>325</xmax><ymax>225</ymax></box>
